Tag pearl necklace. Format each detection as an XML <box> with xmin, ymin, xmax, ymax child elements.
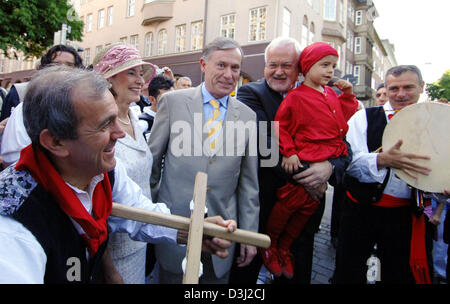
<box><xmin>118</xmin><ymin>115</ymin><xmax>131</xmax><ymax>125</ymax></box>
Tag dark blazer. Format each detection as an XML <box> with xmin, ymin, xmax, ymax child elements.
<box><xmin>236</xmin><ymin>79</ymin><xmax>288</xmax><ymax>231</ymax></box>
<box><xmin>237</xmin><ymin>79</ymin><xmax>352</xmax><ymax>226</ymax></box>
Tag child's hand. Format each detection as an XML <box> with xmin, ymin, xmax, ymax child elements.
<box><xmin>282</xmin><ymin>155</ymin><xmax>302</xmax><ymax>175</ymax></box>
<box><xmin>334</xmin><ymin>79</ymin><xmax>353</xmax><ymax>95</ymax></box>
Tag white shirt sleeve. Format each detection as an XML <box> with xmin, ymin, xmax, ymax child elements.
<box><xmin>346</xmin><ymin>108</ymin><xmax>389</xmax><ymax>183</ymax></box>
<box><xmin>0</xmin><ymin>103</ymin><xmax>31</xmax><ymax>166</ymax></box>
<box><xmin>108</xmin><ymin>158</ymin><xmax>178</xmax><ymax>245</ymax></box>
<box><xmin>0</xmin><ymin>215</ymin><xmax>46</xmax><ymax>283</ymax></box>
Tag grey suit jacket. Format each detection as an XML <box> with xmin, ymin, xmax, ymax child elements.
<box><xmin>149</xmin><ymin>85</ymin><xmax>260</xmax><ymax>278</ymax></box>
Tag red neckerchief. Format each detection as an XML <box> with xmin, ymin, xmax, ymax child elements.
<box><xmin>15</xmin><ymin>145</ymin><xmax>112</xmax><ymax>257</ymax></box>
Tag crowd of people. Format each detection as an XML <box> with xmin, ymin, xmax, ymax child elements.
<box><xmin>0</xmin><ymin>35</ymin><xmax>448</xmax><ymax>285</ymax></box>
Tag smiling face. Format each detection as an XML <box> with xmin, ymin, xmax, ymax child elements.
<box><xmin>200</xmin><ymin>48</ymin><xmax>242</xmax><ymax>99</ymax></box>
<box><xmin>64</xmin><ymin>89</ymin><xmax>125</xmax><ymax>178</ymax></box>
<box><xmin>304</xmin><ymin>55</ymin><xmax>338</xmax><ymax>90</ymax></box>
<box><xmin>108</xmin><ymin>66</ymin><xmax>145</xmax><ymax>104</ymax></box>
<box><xmin>386</xmin><ymin>71</ymin><xmax>424</xmax><ymax>110</ymax></box>
<box><xmin>264</xmin><ymin>44</ymin><xmax>299</xmax><ymax>94</ymax></box>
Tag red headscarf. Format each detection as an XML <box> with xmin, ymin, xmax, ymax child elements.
<box><xmin>299</xmin><ymin>42</ymin><xmax>339</xmax><ymax>76</ymax></box>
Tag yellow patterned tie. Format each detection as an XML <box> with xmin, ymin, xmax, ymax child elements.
<box><xmin>206</xmin><ymin>99</ymin><xmax>222</xmax><ymax>151</ymax></box>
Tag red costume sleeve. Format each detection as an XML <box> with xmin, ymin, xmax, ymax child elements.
<box><xmin>275</xmin><ymin>94</ymin><xmax>299</xmax><ymax>158</ymax></box>
<box><xmin>338</xmin><ymin>93</ymin><xmax>359</xmax><ymax>121</ymax></box>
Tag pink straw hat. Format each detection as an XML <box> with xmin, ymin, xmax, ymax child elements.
<box><xmin>93</xmin><ymin>43</ymin><xmax>156</xmax><ymax>84</ymax></box>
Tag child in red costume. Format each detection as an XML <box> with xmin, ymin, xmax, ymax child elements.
<box><xmin>261</xmin><ymin>42</ymin><xmax>358</xmax><ymax>278</ymax></box>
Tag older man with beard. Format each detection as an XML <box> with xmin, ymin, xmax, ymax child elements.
<box><xmin>229</xmin><ymin>37</ymin><xmax>352</xmax><ymax>284</ymax></box>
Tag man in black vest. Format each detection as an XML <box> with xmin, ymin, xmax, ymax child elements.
<box><xmin>0</xmin><ymin>66</ymin><xmax>235</xmax><ymax>283</ymax></box>
<box><xmin>229</xmin><ymin>37</ymin><xmax>352</xmax><ymax>284</ymax></box>
<box><xmin>334</xmin><ymin>65</ymin><xmax>434</xmax><ymax>284</ymax></box>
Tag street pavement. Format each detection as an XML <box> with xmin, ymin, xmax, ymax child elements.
<box><xmin>310</xmin><ymin>186</ymin><xmax>336</xmax><ymax>284</ymax></box>
<box><xmin>257</xmin><ymin>185</ymin><xmax>337</xmax><ymax>284</ymax></box>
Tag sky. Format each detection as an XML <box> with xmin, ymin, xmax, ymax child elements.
<box><xmin>373</xmin><ymin>0</ymin><xmax>450</xmax><ymax>84</ymax></box>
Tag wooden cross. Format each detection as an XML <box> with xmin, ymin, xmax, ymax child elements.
<box><xmin>111</xmin><ymin>171</ymin><xmax>270</xmax><ymax>284</ymax></box>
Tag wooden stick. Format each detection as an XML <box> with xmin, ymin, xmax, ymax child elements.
<box><xmin>110</xmin><ymin>204</ymin><xmax>271</xmax><ymax>249</ymax></box>
<box><xmin>182</xmin><ymin>172</ymin><xmax>208</xmax><ymax>284</ymax></box>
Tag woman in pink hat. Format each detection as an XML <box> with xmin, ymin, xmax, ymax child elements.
<box><xmin>93</xmin><ymin>43</ymin><xmax>156</xmax><ymax>284</ymax></box>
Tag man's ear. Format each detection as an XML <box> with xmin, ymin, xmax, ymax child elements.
<box><xmin>200</xmin><ymin>57</ymin><xmax>207</xmax><ymax>74</ymax></box>
<box><xmin>149</xmin><ymin>95</ymin><xmax>156</xmax><ymax>105</ymax></box>
<box><xmin>39</xmin><ymin>129</ymin><xmax>70</xmax><ymax>158</ymax></box>
<box><xmin>420</xmin><ymin>81</ymin><xmax>425</xmax><ymax>93</ymax></box>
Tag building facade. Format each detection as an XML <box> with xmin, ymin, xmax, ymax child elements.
<box><xmin>1</xmin><ymin>0</ymin><xmax>397</xmax><ymax>106</ymax></box>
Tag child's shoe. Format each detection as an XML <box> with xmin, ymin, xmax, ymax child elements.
<box><xmin>260</xmin><ymin>248</ymin><xmax>282</xmax><ymax>277</ymax></box>
<box><xmin>278</xmin><ymin>249</ymin><xmax>294</xmax><ymax>279</ymax></box>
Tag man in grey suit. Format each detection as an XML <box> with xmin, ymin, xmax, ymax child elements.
<box><xmin>149</xmin><ymin>37</ymin><xmax>259</xmax><ymax>284</ymax></box>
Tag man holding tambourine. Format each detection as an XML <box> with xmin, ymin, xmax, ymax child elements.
<box><xmin>333</xmin><ymin>65</ymin><xmax>450</xmax><ymax>284</ymax></box>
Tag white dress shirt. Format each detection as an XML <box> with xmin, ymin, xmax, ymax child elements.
<box><xmin>0</xmin><ymin>102</ymin><xmax>30</xmax><ymax>166</ymax></box>
<box><xmin>346</xmin><ymin>102</ymin><xmax>411</xmax><ymax>199</ymax></box>
<box><xmin>0</xmin><ymin>158</ymin><xmax>178</xmax><ymax>283</ymax></box>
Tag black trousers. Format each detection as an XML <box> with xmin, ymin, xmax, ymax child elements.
<box><xmin>330</xmin><ymin>183</ymin><xmax>346</xmax><ymax>239</ymax></box>
<box><xmin>229</xmin><ymin>196</ymin><xmax>325</xmax><ymax>284</ymax></box>
<box><xmin>334</xmin><ymin>197</ymin><xmax>434</xmax><ymax>284</ymax></box>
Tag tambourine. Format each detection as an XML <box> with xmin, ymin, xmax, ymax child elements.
<box><xmin>382</xmin><ymin>102</ymin><xmax>450</xmax><ymax>193</ymax></box>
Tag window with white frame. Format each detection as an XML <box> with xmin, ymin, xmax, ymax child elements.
<box><xmin>354</xmin><ymin>65</ymin><xmax>361</xmax><ymax>85</ymax></box>
<box><xmin>130</xmin><ymin>35</ymin><xmax>139</xmax><ymax>50</ymax></box>
<box><xmin>248</xmin><ymin>7</ymin><xmax>266</xmax><ymax>42</ymax></box>
<box><xmin>98</xmin><ymin>9</ymin><xmax>105</xmax><ymax>29</ymax></box>
<box><xmin>220</xmin><ymin>14</ymin><xmax>236</xmax><ymax>39</ymax></box>
<box><xmin>339</xmin><ymin>0</ymin><xmax>344</xmax><ymax>24</ymax></box>
<box><xmin>301</xmin><ymin>15</ymin><xmax>309</xmax><ymax>47</ymax></box>
<box><xmin>127</xmin><ymin>0</ymin><xmax>135</xmax><ymax>17</ymax></box>
<box><xmin>347</xmin><ymin>30</ymin><xmax>354</xmax><ymax>51</ymax></box>
<box><xmin>354</xmin><ymin>37</ymin><xmax>362</xmax><ymax>54</ymax></box>
<box><xmin>0</xmin><ymin>58</ymin><xmax>5</xmax><ymax>73</ymax></box>
<box><xmin>120</xmin><ymin>36</ymin><xmax>127</xmax><ymax>43</ymax></box>
<box><xmin>355</xmin><ymin>10</ymin><xmax>363</xmax><ymax>25</ymax></box>
<box><xmin>346</xmin><ymin>61</ymin><xmax>353</xmax><ymax>75</ymax></box>
<box><xmin>86</xmin><ymin>14</ymin><xmax>93</xmax><ymax>32</ymax></box>
<box><xmin>324</xmin><ymin>0</ymin><xmax>337</xmax><ymax>21</ymax></box>
<box><xmin>95</xmin><ymin>45</ymin><xmax>102</xmax><ymax>56</ymax></box>
<box><xmin>107</xmin><ymin>6</ymin><xmax>113</xmax><ymax>26</ymax></box>
<box><xmin>175</xmin><ymin>24</ymin><xmax>186</xmax><ymax>53</ymax></box>
<box><xmin>281</xmin><ymin>7</ymin><xmax>291</xmax><ymax>37</ymax></box>
<box><xmin>85</xmin><ymin>48</ymin><xmax>91</xmax><ymax>65</ymax></box>
<box><xmin>337</xmin><ymin>45</ymin><xmax>342</xmax><ymax>69</ymax></box>
<box><xmin>191</xmin><ymin>21</ymin><xmax>203</xmax><ymax>50</ymax></box>
<box><xmin>309</xmin><ymin>22</ymin><xmax>315</xmax><ymax>44</ymax></box>
<box><xmin>144</xmin><ymin>32</ymin><xmax>153</xmax><ymax>57</ymax></box>
<box><xmin>158</xmin><ymin>29</ymin><xmax>167</xmax><ymax>55</ymax></box>
<box><xmin>307</xmin><ymin>0</ymin><xmax>312</xmax><ymax>6</ymax></box>
<box><xmin>348</xmin><ymin>2</ymin><xmax>354</xmax><ymax>23</ymax></box>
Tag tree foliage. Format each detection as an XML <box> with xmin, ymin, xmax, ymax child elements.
<box><xmin>0</xmin><ymin>0</ymin><xmax>83</xmax><ymax>59</ymax></box>
<box><xmin>426</xmin><ymin>70</ymin><xmax>450</xmax><ymax>101</ymax></box>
